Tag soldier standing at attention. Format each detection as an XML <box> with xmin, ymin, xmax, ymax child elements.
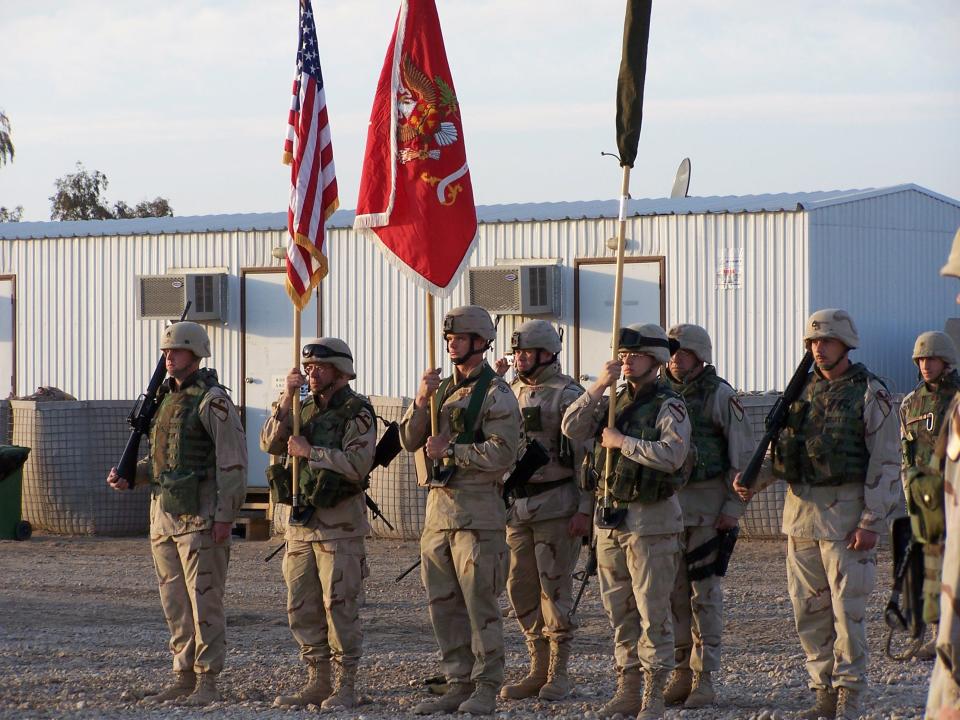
<box><xmin>107</xmin><ymin>322</ymin><xmax>247</xmax><ymax>706</ymax></box>
<box><xmin>662</xmin><ymin>324</ymin><xmax>753</xmax><ymax>708</ymax></box>
<box><xmin>562</xmin><ymin>323</ymin><xmax>691</xmax><ymax>720</ymax></box>
<box><xmin>926</xmin><ymin>229</ymin><xmax>960</xmax><ymax>719</ymax></box>
<box><xmin>495</xmin><ymin>320</ymin><xmax>591</xmax><ymax>702</ymax></box>
<box><xmin>400</xmin><ymin>305</ymin><xmax>522</xmax><ymax>717</ymax></box>
<box><xmin>734</xmin><ymin>309</ymin><xmax>900</xmax><ymax>720</ymax></box>
<box><xmin>901</xmin><ymin>331</ymin><xmax>960</xmax><ymax>660</ymax></box>
<box><xmin>259</xmin><ymin>338</ymin><xmax>376</xmax><ymax>711</ymax></box>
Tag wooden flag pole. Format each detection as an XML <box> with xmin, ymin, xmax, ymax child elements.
<box><xmin>602</xmin><ymin>165</ymin><xmax>632</xmax><ymax>498</ymax></box>
<box><xmin>426</xmin><ymin>292</ymin><xmax>439</xmax><ymax>437</ymax></box>
<box><xmin>291</xmin><ymin>307</ymin><xmax>302</xmax><ymax>508</ymax></box>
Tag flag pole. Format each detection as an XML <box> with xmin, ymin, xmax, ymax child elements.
<box><xmin>602</xmin><ymin>166</ymin><xmax>632</xmax><ymax>499</ymax></box>
<box><xmin>426</xmin><ymin>291</ymin><xmax>439</xmax><ymax>436</ymax></box>
<box><xmin>291</xmin><ymin>307</ymin><xmax>302</xmax><ymax>510</ymax></box>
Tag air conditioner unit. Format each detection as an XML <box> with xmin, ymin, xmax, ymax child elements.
<box><xmin>467</xmin><ymin>264</ymin><xmax>559</xmax><ymax>316</ymax></box>
<box><xmin>139</xmin><ymin>273</ymin><xmax>228</xmax><ymax>321</ymax></box>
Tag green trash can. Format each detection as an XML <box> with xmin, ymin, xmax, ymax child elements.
<box><xmin>0</xmin><ymin>445</ymin><xmax>32</xmax><ymax>541</ymax></box>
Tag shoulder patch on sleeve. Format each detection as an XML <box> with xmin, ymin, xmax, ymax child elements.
<box><xmin>729</xmin><ymin>396</ymin><xmax>745</xmax><ymax>422</ymax></box>
<box><xmin>875</xmin><ymin>388</ymin><xmax>892</xmax><ymax>418</ymax></box>
<box><xmin>668</xmin><ymin>401</ymin><xmax>687</xmax><ymax>423</ymax></box>
<box><xmin>209</xmin><ymin>397</ymin><xmax>229</xmax><ymax>422</ymax></box>
<box><xmin>354</xmin><ymin>410</ymin><xmax>374</xmax><ymax>435</ymax></box>
<box><xmin>498</xmin><ymin>383</ymin><xmax>510</xmax><ymax>393</ymax></box>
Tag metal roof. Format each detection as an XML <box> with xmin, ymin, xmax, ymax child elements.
<box><xmin>2</xmin><ymin>184</ymin><xmax>956</xmax><ymax>240</ymax></box>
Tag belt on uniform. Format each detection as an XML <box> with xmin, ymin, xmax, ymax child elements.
<box><xmin>511</xmin><ymin>477</ymin><xmax>574</xmax><ymax>499</ymax></box>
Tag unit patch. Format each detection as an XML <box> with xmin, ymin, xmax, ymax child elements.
<box><xmin>668</xmin><ymin>402</ymin><xmax>687</xmax><ymax>424</ymax></box>
<box><xmin>730</xmin><ymin>396</ymin><xmax>745</xmax><ymax>422</ymax></box>
<box><xmin>354</xmin><ymin>411</ymin><xmax>374</xmax><ymax>435</ymax></box>
<box><xmin>209</xmin><ymin>397</ymin><xmax>230</xmax><ymax>422</ymax></box>
<box><xmin>876</xmin><ymin>389</ymin><xmax>892</xmax><ymax>418</ymax></box>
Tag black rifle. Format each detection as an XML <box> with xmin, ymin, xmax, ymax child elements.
<box><xmin>738</xmin><ymin>350</ymin><xmax>814</xmax><ymax>489</ymax></box>
<box><xmin>116</xmin><ymin>303</ymin><xmax>192</xmax><ymax>484</ymax></box>
<box><xmin>364</xmin><ymin>419</ymin><xmax>403</xmax><ymax>531</ymax></box>
<box><xmin>884</xmin><ymin>516</ymin><xmax>926</xmax><ymax>660</ymax></box>
<box><xmin>686</xmin><ymin>526</ymin><xmax>740</xmax><ymax>581</ymax></box>
<box><xmin>395</xmin><ymin>556</ymin><xmax>421</xmax><ymax>583</ymax></box>
<box><xmin>502</xmin><ymin>439</ymin><xmax>550</xmax><ymax>501</ymax></box>
<box><xmin>569</xmin><ymin>538</ymin><xmax>598</xmax><ymax>621</ymax></box>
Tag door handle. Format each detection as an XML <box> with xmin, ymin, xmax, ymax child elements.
<box><xmin>245</xmin><ymin>377</ymin><xmax>258</xmax><ymax>384</ymax></box>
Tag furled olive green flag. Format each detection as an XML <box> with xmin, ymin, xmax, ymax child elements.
<box><xmin>616</xmin><ymin>0</ymin><xmax>653</xmax><ymax>168</ymax></box>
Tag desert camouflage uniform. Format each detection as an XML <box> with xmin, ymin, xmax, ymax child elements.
<box><xmin>399</xmin><ymin>361</ymin><xmax>521</xmax><ymax>689</ymax></box>
<box><xmin>136</xmin><ymin>368</ymin><xmax>247</xmax><ymax>677</ymax></box>
<box><xmin>770</xmin><ymin>363</ymin><xmax>900</xmax><ymax>694</ymax></box>
<box><xmin>259</xmin><ymin>387</ymin><xmax>377</xmax><ymax>672</ymax></box>
<box><xmin>561</xmin><ymin>382</ymin><xmax>691</xmax><ymax>677</ymax></box>
<box><xmin>665</xmin><ymin>365</ymin><xmax>753</xmax><ymax>674</ymax></box>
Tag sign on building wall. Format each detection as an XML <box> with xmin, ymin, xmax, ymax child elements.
<box><xmin>716</xmin><ymin>248</ymin><xmax>743</xmax><ymax>290</ymax></box>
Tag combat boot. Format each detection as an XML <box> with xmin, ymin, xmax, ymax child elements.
<box><xmin>683</xmin><ymin>671</ymin><xmax>715</xmax><ymax>708</ymax></box>
<box><xmin>917</xmin><ymin>623</ymin><xmax>939</xmax><ymax>661</ymax></box>
<box><xmin>320</xmin><ymin>661</ymin><xmax>357</xmax><ymax>710</ymax></box>
<box><xmin>141</xmin><ymin>671</ymin><xmax>196</xmax><ymax>704</ymax></box>
<box><xmin>835</xmin><ymin>687</ymin><xmax>861</xmax><ymax>720</ymax></box>
<box><xmin>597</xmin><ymin>669</ymin><xmax>644</xmax><ymax>719</ymax></box>
<box><xmin>636</xmin><ymin>669</ymin><xmax>669</xmax><ymax>720</ymax></box>
<box><xmin>180</xmin><ymin>672</ymin><xmax>221</xmax><ymax>706</ymax></box>
<box><xmin>538</xmin><ymin>640</ymin><xmax>572</xmax><ymax>701</ymax></box>
<box><xmin>500</xmin><ymin>638</ymin><xmax>549</xmax><ymax>699</ymax></box>
<box><xmin>794</xmin><ymin>688</ymin><xmax>837</xmax><ymax>720</ymax></box>
<box><xmin>662</xmin><ymin>667</ymin><xmax>692</xmax><ymax>705</ymax></box>
<box><xmin>273</xmin><ymin>661</ymin><xmax>332</xmax><ymax>707</ymax></box>
<box><xmin>413</xmin><ymin>681</ymin><xmax>474</xmax><ymax>714</ymax></box>
<box><xmin>458</xmin><ymin>682</ymin><xmax>498</xmax><ymax>715</ymax></box>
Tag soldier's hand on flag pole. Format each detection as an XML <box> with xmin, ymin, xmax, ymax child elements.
<box><xmin>287</xmin><ymin>435</ymin><xmax>312</xmax><ymax>459</ymax></box>
<box><xmin>415</xmin><ymin>368</ymin><xmax>442</xmax><ymax>408</ymax></box>
<box><xmin>600</xmin><ymin>427</ymin><xmax>625</xmax><ymax>450</ymax></box>
<box><xmin>494</xmin><ymin>357</ymin><xmax>510</xmax><ymax>377</ymax></box>
<box><xmin>425</xmin><ymin>433</ymin><xmax>452</xmax><ymax>460</ymax></box>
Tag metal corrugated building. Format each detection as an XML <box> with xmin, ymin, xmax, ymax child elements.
<box><xmin>1</xmin><ymin>184</ymin><xmax>958</xmax><ymax>410</ymax></box>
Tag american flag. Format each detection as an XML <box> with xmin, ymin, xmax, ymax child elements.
<box><xmin>283</xmin><ymin>0</ymin><xmax>338</xmax><ymax>309</ymax></box>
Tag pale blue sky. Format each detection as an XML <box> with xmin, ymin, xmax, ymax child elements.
<box><xmin>1</xmin><ymin>0</ymin><xmax>958</xmax><ymax>221</ymax></box>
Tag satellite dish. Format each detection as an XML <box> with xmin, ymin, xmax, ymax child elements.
<box><xmin>670</xmin><ymin>157</ymin><xmax>691</xmax><ymax>199</ymax></box>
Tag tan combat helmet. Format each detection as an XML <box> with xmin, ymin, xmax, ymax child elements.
<box><xmin>668</xmin><ymin>323</ymin><xmax>712</xmax><ymax>364</ymax></box>
<box><xmin>302</xmin><ymin>337</ymin><xmax>356</xmax><ymax>378</ymax></box>
<box><xmin>511</xmin><ymin>319</ymin><xmax>562</xmax><ymax>354</ymax></box>
<box><xmin>161</xmin><ymin>321</ymin><xmax>211</xmax><ymax>358</ymax></box>
<box><xmin>803</xmin><ymin>308</ymin><xmax>859</xmax><ymax>350</ymax></box>
<box><xmin>618</xmin><ymin>323</ymin><xmax>673</xmax><ymax>364</ymax></box>
<box><xmin>913</xmin><ymin>331</ymin><xmax>958</xmax><ymax>370</ymax></box>
<box><xmin>443</xmin><ymin>305</ymin><xmax>497</xmax><ymax>342</ymax></box>
<box><xmin>940</xmin><ymin>227</ymin><xmax>960</xmax><ymax>277</ymax></box>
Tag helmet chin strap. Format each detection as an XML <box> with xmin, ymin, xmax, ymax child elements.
<box><xmin>517</xmin><ymin>352</ymin><xmax>558</xmax><ymax>382</ymax></box>
<box><xmin>818</xmin><ymin>350</ymin><xmax>848</xmax><ymax>372</ymax></box>
<box><xmin>626</xmin><ymin>365</ymin><xmax>659</xmax><ymax>387</ymax></box>
<box><xmin>451</xmin><ymin>336</ymin><xmax>491</xmax><ymax>367</ymax></box>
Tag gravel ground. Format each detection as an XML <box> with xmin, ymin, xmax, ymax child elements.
<box><xmin>0</xmin><ymin>535</ymin><xmax>931</xmax><ymax>719</ymax></box>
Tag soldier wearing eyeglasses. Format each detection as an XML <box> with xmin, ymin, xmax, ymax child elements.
<box><xmin>259</xmin><ymin>338</ymin><xmax>377</xmax><ymax>712</ymax></box>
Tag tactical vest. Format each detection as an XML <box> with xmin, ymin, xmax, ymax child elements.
<box><xmin>773</xmin><ymin>363</ymin><xmax>872</xmax><ymax>486</ymax></box>
<box><xmin>593</xmin><ymin>382</ymin><xmax>688</xmax><ymax>504</ymax></box>
<box><xmin>514</xmin><ymin>365</ymin><xmax>582</xmax><ymax>479</ymax></box>
<box><xmin>668</xmin><ymin>366</ymin><xmax>730</xmax><ymax>483</ymax></box>
<box><xmin>149</xmin><ymin>369</ymin><xmax>220</xmax><ymax>515</ymax></box>
<box><xmin>900</xmin><ymin>371</ymin><xmax>958</xmax><ymax>543</ymax></box>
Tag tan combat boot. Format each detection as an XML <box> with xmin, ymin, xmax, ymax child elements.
<box><xmin>794</xmin><ymin>688</ymin><xmax>837</xmax><ymax>720</ymax></box>
<box><xmin>636</xmin><ymin>669</ymin><xmax>669</xmax><ymax>720</ymax></box>
<box><xmin>321</xmin><ymin>661</ymin><xmax>357</xmax><ymax>709</ymax></box>
<box><xmin>662</xmin><ymin>667</ymin><xmax>693</xmax><ymax>705</ymax></box>
<box><xmin>917</xmin><ymin>623</ymin><xmax>939</xmax><ymax>661</ymax></box>
<box><xmin>180</xmin><ymin>672</ymin><xmax>221</xmax><ymax>706</ymax></box>
<box><xmin>500</xmin><ymin>638</ymin><xmax>549</xmax><ymax>699</ymax></box>
<box><xmin>458</xmin><ymin>682</ymin><xmax>498</xmax><ymax>715</ymax></box>
<box><xmin>141</xmin><ymin>671</ymin><xmax>196</xmax><ymax>705</ymax></box>
<box><xmin>597</xmin><ymin>669</ymin><xmax>644</xmax><ymax>719</ymax></box>
<box><xmin>273</xmin><ymin>661</ymin><xmax>332</xmax><ymax>707</ymax></box>
<box><xmin>683</xmin><ymin>671</ymin><xmax>715</xmax><ymax>708</ymax></box>
<box><xmin>538</xmin><ymin>640</ymin><xmax>572</xmax><ymax>701</ymax></box>
<box><xmin>413</xmin><ymin>681</ymin><xmax>474</xmax><ymax>714</ymax></box>
<box><xmin>835</xmin><ymin>687</ymin><xmax>861</xmax><ymax>720</ymax></box>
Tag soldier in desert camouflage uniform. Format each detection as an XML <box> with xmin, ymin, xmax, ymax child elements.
<box><xmin>926</xmin><ymin>228</ymin><xmax>960</xmax><ymax>720</ymax></box>
<box><xmin>901</xmin><ymin>331</ymin><xmax>959</xmax><ymax>660</ymax></box>
<box><xmin>494</xmin><ymin>320</ymin><xmax>591</xmax><ymax>702</ymax></box>
<box><xmin>562</xmin><ymin>323</ymin><xmax>691</xmax><ymax>720</ymax></box>
<box><xmin>662</xmin><ymin>324</ymin><xmax>754</xmax><ymax>709</ymax></box>
<box><xmin>400</xmin><ymin>305</ymin><xmax>522</xmax><ymax>717</ymax></box>
<box><xmin>259</xmin><ymin>338</ymin><xmax>376</xmax><ymax>711</ymax></box>
<box><xmin>735</xmin><ymin>309</ymin><xmax>900</xmax><ymax>720</ymax></box>
<box><xmin>107</xmin><ymin>322</ymin><xmax>247</xmax><ymax>706</ymax></box>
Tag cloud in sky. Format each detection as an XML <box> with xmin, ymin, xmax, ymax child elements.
<box><xmin>0</xmin><ymin>0</ymin><xmax>957</xmax><ymax>220</ymax></box>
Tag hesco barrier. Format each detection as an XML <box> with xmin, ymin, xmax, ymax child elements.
<box><xmin>12</xmin><ymin>400</ymin><xmax>150</xmax><ymax>536</ymax></box>
<box><xmin>273</xmin><ymin>396</ymin><xmax>428</xmax><ymax>540</ymax></box>
<box><xmin>738</xmin><ymin>393</ymin><xmax>786</xmax><ymax>539</ymax></box>
<box><xmin>0</xmin><ymin>400</ymin><xmax>11</xmax><ymax>446</ymax></box>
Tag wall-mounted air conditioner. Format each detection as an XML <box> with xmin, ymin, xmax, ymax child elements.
<box><xmin>467</xmin><ymin>264</ymin><xmax>559</xmax><ymax>316</ymax></box>
<box><xmin>139</xmin><ymin>273</ymin><xmax>228</xmax><ymax>321</ymax></box>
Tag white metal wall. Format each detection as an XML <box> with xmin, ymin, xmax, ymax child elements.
<box><xmin>807</xmin><ymin>190</ymin><xmax>960</xmax><ymax>393</ymax></box>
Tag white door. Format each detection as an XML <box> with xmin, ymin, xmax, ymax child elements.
<box><xmin>576</xmin><ymin>259</ymin><xmax>662</xmax><ymax>382</ymax></box>
<box><xmin>0</xmin><ymin>278</ymin><xmax>12</xmax><ymax>398</ymax></box>
<box><xmin>242</xmin><ymin>271</ymin><xmax>320</xmax><ymax>487</ymax></box>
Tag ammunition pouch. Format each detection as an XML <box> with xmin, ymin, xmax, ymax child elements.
<box><xmin>579</xmin><ymin>452</ymin><xmax>599</xmax><ymax>492</ymax></box>
<box><xmin>266</xmin><ymin>463</ymin><xmax>293</xmax><ymax>506</ymax></box>
<box><xmin>156</xmin><ymin>469</ymin><xmax>202</xmax><ymax>516</ymax></box>
<box><xmin>905</xmin><ymin>467</ymin><xmax>945</xmax><ymax>543</ymax></box>
<box><xmin>521</xmin><ymin>405</ymin><xmax>543</xmax><ymax>432</ymax></box>
<box><xmin>607</xmin><ymin>453</ymin><xmax>678</xmax><ymax>505</ymax></box>
<box><xmin>306</xmin><ymin>469</ymin><xmax>364</xmax><ymax>509</ymax></box>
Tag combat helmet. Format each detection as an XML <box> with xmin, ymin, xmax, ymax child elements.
<box><xmin>940</xmin><ymin>227</ymin><xmax>960</xmax><ymax>278</ymax></box>
<box><xmin>161</xmin><ymin>321</ymin><xmax>211</xmax><ymax>358</ymax></box>
<box><xmin>803</xmin><ymin>309</ymin><xmax>859</xmax><ymax>350</ymax></box>
<box><xmin>302</xmin><ymin>337</ymin><xmax>356</xmax><ymax>378</ymax></box>
<box><xmin>443</xmin><ymin>305</ymin><xmax>496</xmax><ymax>342</ymax></box>
<box><xmin>668</xmin><ymin>323</ymin><xmax>712</xmax><ymax>364</ymax></box>
<box><xmin>617</xmin><ymin>323</ymin><xmax>674</xmax><ymax>364</ymax></box>
<box><xmin>511</xmin><ymin>319</ymin><xmax>562</xmax><ymax>355</ymax></box>
<box><xmin>913</xmin><ymin>331</ymin><xmax>958</xmax><ymax>370</ymax></box>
